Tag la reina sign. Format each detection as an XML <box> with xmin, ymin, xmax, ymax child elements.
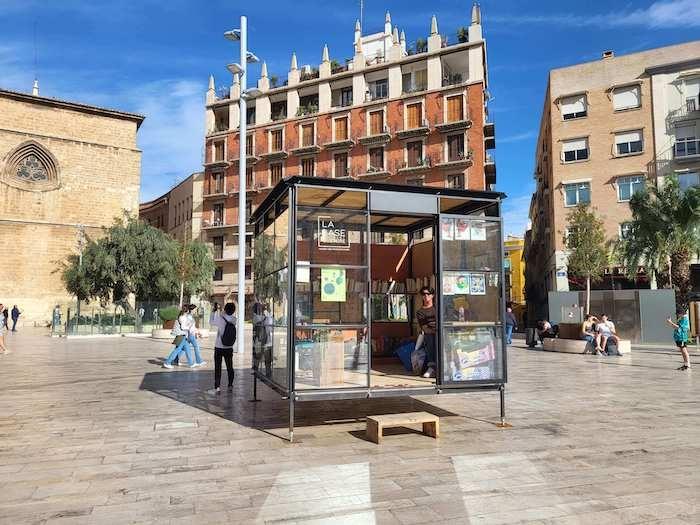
<box><xmin>317</xmin><ymin>216</ymin><xmax>350</xmax><ymax>250</ymax></box>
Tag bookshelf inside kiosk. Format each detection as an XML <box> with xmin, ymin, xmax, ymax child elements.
<box><xmin>250</xmin><ymin>177</ymin><xmax>506</xmax><ymax>403</ymax></box>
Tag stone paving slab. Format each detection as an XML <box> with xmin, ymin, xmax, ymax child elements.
<box><xmin>0</xmin><ymin>330</ymin><xmax>698</xmax><ymax>524</ymax></box>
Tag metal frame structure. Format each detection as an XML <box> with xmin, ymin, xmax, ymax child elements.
<box><xmin>250</xmin><ymin>176</ymin><xmax>508</xmax><ymax>442</ymax></box>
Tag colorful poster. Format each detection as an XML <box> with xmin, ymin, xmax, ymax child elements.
<box><xmin>442</xmin><ymin>273</ymin><xmax>456</xmax><ymax>295</ymax></box>
<box><xmin>296</xmin><ymin>261</ymin><xmax>310</xmax><ymax>283</ymax></box>
<box><xmin>441</xmin><ymin>218</ymin><xmax>454</xmax><ymax>240</ymax></box>
<box><xmin>470</xmin><ymin>222</ymin><xmax>486</xmax><ymax>241</ymax></box>
<box><xmin>454</xmin><ymin>273</ymin><xmax>470</xmax><ymax>294</ymax></box>
<box><xmin>321</xmin><ymin>267</ymin><xmax>346</xmax><ymax>302</ymax></box>
<box><xmin>469</xmin><ymin>272</ymin><xmax>486</xmax><ymax>295</ymax></box>
<box><xmin>455</xmin><ymin>219</ymin><xmax>470</xmax><ymax>240</ymax></box>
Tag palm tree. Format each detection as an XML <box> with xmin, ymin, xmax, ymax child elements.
<box><xmin>618</xmin><ymin>176</ymin><xmax>700</xmax><ymax>311</ymax></box>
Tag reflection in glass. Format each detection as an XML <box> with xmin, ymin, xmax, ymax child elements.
<box><xmin>294</xmin><ymin>328</ymin><xmax>369</xmax><ymax>389</ymax></box>
<box><xmin>442</xmin><ymin>271</ymin><xmax>500</xmax><ymax>323</ymax></box>
<box><xmin>295</xmin><ymin>267</ymin><xmax>367</xmax><ymax>325</ymax></box>
<box><xmin>296</xmin><ymin>207</ymin><xmax>368</xmax><ymax>266</ymax></box>
<box><xmin>442</xmin><ymin>326</ymin><xmax>503</xmax><ymax>382</ymax></box>
<box><xmin>441</xmin><ymin>218</ymin><xmax>500</xmax><ymax>271</ymax></box>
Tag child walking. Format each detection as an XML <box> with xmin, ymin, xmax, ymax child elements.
<box><xmin>667</xmin><ymin>308</ymin><xmax>691</xmax><ymax>371</ymax></box>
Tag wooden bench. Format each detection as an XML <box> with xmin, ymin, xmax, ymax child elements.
<box><xmin>543</xmin><ymin>338</ymin><xmax>632</xmax><ymax>355</ymax></box>
<box><xmin>366</xmin><ymin>412</ymin><xmax>439</xmax><ymax>444</ymax></box>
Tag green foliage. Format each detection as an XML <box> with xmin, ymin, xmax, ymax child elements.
<box><xmin>178</xmin><ymin>240</ymin><xmax>216</xmax><ymax>299</ymax></box>
<box><xmin>330</xmin><ymin>59</ymin><xmax>341</xmax><ymax>71</ymax></box>
<box><xmin>456</xmin><ymin>27</ymin><xmax>469</xmax><ymax>43</ymax></box>
<box><xmin>158</xmin><ymin>306</ymin><xmax>180</xmax><ymax>322</ymax></box>
<box><xmin>563</xmin><ymin>205</ymin><xmax>609</xmax><ymax>283</ymax></box>
<box><xmin>617</xmin><ymin>176</ymin><xmax>700</xmax><ymax>310</ymax></box>
<box><xmin>416</xmin><ymin>38</ymin><xmax>428</xmax><ymax>53</ymax></box>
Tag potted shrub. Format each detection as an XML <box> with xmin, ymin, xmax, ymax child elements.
<box><xmin>158</xmin><ymin>306</ymin><xmax>180</xmax><ymax>329</ymax></box>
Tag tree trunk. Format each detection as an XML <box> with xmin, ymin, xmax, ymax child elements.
<box><xmin>179</xmin><ymin>281</ymin><xmax>184</xmax><ymax>308</ymax></box>
<box><xmin>585</xmin><ymin>275</ymin><xmax>591</xmax><ymax>315</ymax></box>
<box><xmin>670</xmin><ymin>248</ymin><xmax>691</xmax><ymax>313</ymax></box>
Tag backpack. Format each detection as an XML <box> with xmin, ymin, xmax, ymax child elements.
<box><xmin>221</xmin><ymin>319</ymin><xmax>237</xmax><ymax>347</ymax></box>
<box><xmin>254</xmin><ymin>321</ymin><xmax>268</xmax><ymax>346</ymax></box>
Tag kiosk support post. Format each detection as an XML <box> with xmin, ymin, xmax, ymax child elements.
<box><xmin>289</xmin><ymin>396</ymin><xmax>295</xmax><ymax>443</ymax></box>
<box><xmin>499</xmin><ymin>384</ymin><xmax>507</xmax><ymax>427</ymax></box>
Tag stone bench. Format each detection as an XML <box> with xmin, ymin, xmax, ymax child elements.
<box><xmin>366</xmin><ymin>412</ymin><xmax>439</xmax><ymax>444</ymax></box>
<box><xmin>543</xmin><ymin>338</ymin><xmax>631</xmax><ymax>355</ymax></box>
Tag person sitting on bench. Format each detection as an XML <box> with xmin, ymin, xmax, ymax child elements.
<box><xmin>580</xmin><ymin>314</ymin><xmax>604</xmax><ymax>355</ymax></box>
<box><xmin>537</xmin><ymin>320</ymin><xmax>557</xmax><ymax>345</ymax></box>
<box><xmin>596</xmin><ymin>314</ymin><xmax>619</xmax><ymax>353</ymax></box>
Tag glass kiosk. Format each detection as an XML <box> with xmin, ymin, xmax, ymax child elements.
<box><xmin>250</xmin><ymin>176</ymin><xmax>507</xmax><ymax>441</ymax></box>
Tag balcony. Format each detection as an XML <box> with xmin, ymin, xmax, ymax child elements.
<box><xmin>396</xmin><ymin>119</ymin><xmax>430</xmax><ymax>139</ymax></box>
<box><xmin>358</xmin><ymin>126</ymin><xmax>392</xmax><ymax>146</ymax></box>
<box><xmin>271</xmin><ymin>111</ymin><xmax>287</xmax><ymax>122</ymax></box>
<box><xmin>667</xmin><ymin>98</ymin><xmax>700</xmax><ymax>124</ymax></box>
<box><xmin>674</xmin><ymin>138</ymin><xmax>700</xmax><ymax>160</ymax></box>
<box><xmin>436</xmin><ymin>151</ymin><xmax>473</xmax><ymax>170</ymax></box>
<box><xmin>202</xmin><ymin>219</ymin><xmax>233</xmax><ymax>230</ymax></box>
<box><xmin>290</xmin><ymin>142</ymin><xmax>321</xmax><ymax>156</ymax></box>
<box><xmin>323</xmin><ymin>137</ymin><xmax>355</xmax><ymax>150</ymax></box>
<box><xmin>442</xmin><ymin>72</ymin><xmax>466</xmax><ymax>87</ymax></box>
<box><xmin>402</xmin><ymin>82</ymin><xmax>427</xmax><ymax>95</ymax></box>
<box><xmin>300</xmin><ymin>69</ymin><xmax>320</xmax><ymax>82</ymax></box>
<box><xmin>230</xmin><ymin>154</ymin><xmax>260</xmax><ymax>165</ymax></box>
<box><xmin>356</xmin><ymin>166</ymin><xmax>390</xmax><ymax>180</ymax></box>
<box><xmin>203</xmin><ymin>186</ymin><xmax>226</xmax><ymax>198</ymax></box>
<box><xmin>435</xmin><ymin>116</ymin><xmax>472</xmax><ymax>133</ymax></box>
<box><xmin>260</xmin><ymin>145</ymin><xmax>288</xmax><ymax>160</ymax></box>
<box><xmin>485</xmin><ymin>152</ymin><xmax>497</xmax><ymax>183</ymax></box>
<box><xmin>204</xmin><ymin>158</ymin><xmax>229</xmax><ymax>169</ymax></box>
<box><xmin>396</xmin><ymin>156</ymin><xmax>432</xmax><ymax>174</ymax></box>
<box><xmin>484</xmin><ymin>121</ymin><xmax>496</xmax><ymax>150</ymax></box>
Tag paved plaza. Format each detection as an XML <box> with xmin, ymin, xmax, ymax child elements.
<box><xmin>0</xmin><ymin>330</ymin><xmax>699</xmax><ymax>524</ymax></box>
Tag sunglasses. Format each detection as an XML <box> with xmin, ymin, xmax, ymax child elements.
<box><xmin>421</xmin><ymin>292</ymin><xmax>433</xmax><ymax>296</ymax></box>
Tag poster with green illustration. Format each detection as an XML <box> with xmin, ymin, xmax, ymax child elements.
<box><xmin>321</xmin><ymin>267</ymin><xmax>346</xmax><ymax>302</ymax></box>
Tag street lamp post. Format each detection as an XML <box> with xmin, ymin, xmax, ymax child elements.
<box><xmin>225</xmin><ymin>16</ymin><xmax>260</xmax><ymax>357</ymax></box>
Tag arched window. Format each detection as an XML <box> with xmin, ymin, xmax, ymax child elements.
<box><xmin>2</xmin><ymin>140</ymin><xmax>60</xmax><ymax>191</ymax></box>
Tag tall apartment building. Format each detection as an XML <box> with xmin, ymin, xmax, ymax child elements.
<box><xmin>139</xmin><ymin>172</ymin><xmax>204</xmax><ymax>243</ymax></box>
<box><xmin>524</xmin><ymin>41</ymin><xmax>700</xmax><ymax>316</ymax></box>
<box><xmin>202</xmin><ymin>5</ymin><xmax>495</xmax><ymax>306</ymax></box>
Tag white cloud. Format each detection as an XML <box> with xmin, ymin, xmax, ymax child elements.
<box><xmin>502</xmin><ymin>194</ymin><xmax>533</xmax><ymax>238</ymax></box>
<box><xmin>498</xmin><ymin>131</ymin><xmax>536</xmax><ymax>144</ymax></box>
<box><xmin>488</xmin><ymin>0</ymin><xmax>700</xmax><ymax>29</ymax></box>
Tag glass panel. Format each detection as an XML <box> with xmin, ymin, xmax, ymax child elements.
<box><xmin>296</xmin><ymin>207</ymin><xmax>368</xmax><ymax>265</ymax></box>
<box><xmin>274</xmin><ymin>207</ymin><xmax>289</xmax><ymax>270</ymax></box>
<box><xmin>296</xmin><ymin>187</ymin><xmax>367</xmax><ymax>209</ymax></box>
<box><xmin>441</xmin><ymin>219</ymin><xmax>500</xmax><ymax>271</ymax></box>
<box><xmin>442</xmin><ymin>326</ymin><xmax>504</xmax><ymax>382</ymax></box>
<box><xmin>295</xmin><ymin>267</ymin><xmax>367</xmax><ymax>325</ymax></box>
<box><xmin>294</xmin><ymin>327</ymin><xmax>369</xmax><ymax>389</ymax></box>
<box><xmin>253</xmin><ymin>217</ymin><xmax>276</xmax><ymax>279</ymax></box>
<box><xmin>442</xmin><ymin>271</ymin><xmax>500</xmax><ymax>323</ymax></box>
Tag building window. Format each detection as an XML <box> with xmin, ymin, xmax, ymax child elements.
<box><xmin>245</xmin><ymin>236</ymin><xmax>253</xmax><ymax>257</ymax></box>
<box><xmin>684</xmin><ymin>78</ymin><xmax>699</xmax><ymax>112</ymax></box>
<box><xmin>615</xmin><ymin>130</ymin><xmax>643</xmax><ymax>156</ymax></box>
<box><xmin>270</xmin><ymin>162</ymin><xmax>283</xmax><ymax>186</ymax></box>
<box><xmin>617</xmin><ymin>175</ymin><xmax>645</xmax><ymax>201</ymax></box>
<box><xmin>341</xmin><ymin>87</ymin><xmax>353</xmax><ymax>107</ymax></box>
<box><xmin>301</xmin><ymin>157</ymin><xmax>315</xmax><ymax>177</ymax></box>
<box><xmin>446</xmin><ymin>95</ymin><xmax>464</xmax><ymax>122</ymax></box>
<box><xmin>406</xmin><ymin>102</ymin><xmax>422</xmax><ymax>129</ymax></box>
<box><xmin>447</xmin><ymin>174</ymin><xmax>465</xmax><ymax>189</ymax></box>
<box><xmin>213</xmin><ymin>266</ymin><xmax>223</xmax><ymax>281</ymax></box>
<box><xmin>213</xmin><ymin>141</ymin><xmax>225</xmax><ymax>162</ymax></box>
<box><xmin>246</xmin><ymin>166</ymin><xmax>254</xmax><ymax>188</ymax></box>
<box><xmin>612</xmin><ymin>85</ymin><xmax>641</xmax><ymax>111</ymax></box>
<box><xmin>246</xmin><ymin>107</ymin><xmax>256</xmax><ymax>125</ymax></box>
<box><xmin>369</xmin><ymin>110</ymin><xmax>384</xmax><ymax>135</ymax></box>
<box><xmin>675</xmin><ymin>124</ymin><xmax>698</xmax><ymax>158</ymax></box>
<box><xmin>447</xmin><ymin>134</ymin><xmax>465</xmax><ymax>162</ymax></box>
<box><xmin>270</xmin><ymin>129</ymin><xmax>283</xmax><ymax>152</ymax></box>
<box><xmin>368</xmin><ymin>79</ymin><xmax>388</xmax><ymax>101</ymax></box>
<box><xmin>246</xmin><ymin>135</ymin><xmax>254</xmax><ymax>156</ymax></box>
<box><xmin>562</xmin><ymin>138</ymin><xmax>589</xmax><ymax>162</ymax></box>
<box><xmin>679</xmin><ymin>171</ymin><xmax>700</xmax><ymax>192</ymax></box>
<box><xmin>213</xmin><ymin>236</ymin><xmax>224</xmax><ymax>259</ymax></box>
<box><xmin>271</xmin><ymin>100</ymin><xmax>287</xmax><ymax>121</ymax></box>
<box><xmin>564</xmin><ymin>182</ymin><xmax>591</xmax><ymax>207</ymax></box>
<box><xmin>619</xmin><ymin>222</ymin><xmax>633</xmax><ymax>240</ymax></box>
<box><xmin>369</xmin><ymin>147</ymin><xmax>384</xmax><ymax>171</ymax></box>
<box><xmin>561</xmin><ymin>94</ymin><xmax>587</xmax><ymax>120</ymax></box>
<box><xmin>211</xmin><ymin>172</ymin><xmax>224</xmax><ymax>194</ymax></box>
<box><xmin>334</xmin><ymin>152</ymin><xmax>348</xmax><ymax>178</ymax></box>
<box><xmin>334</xmin><ymin>117</ymin><xmax>348</xmax><ymax>141</ymax></box>
<box><xmin>301</xmin><ymin>123</ymin><xmax>315</xmax><ymax>147</ymax></box>
<box><xmin>406</xmin><ymin>141</ymin><xmax>423</xmax><ymax>167</ymax></box>
<box><xmin>402</xmin><ymin>69</ymin><xmax>427</xmax><ymax>93</ymax></box>
<box><xmin>213</xmin><ymin>203</ymin><xmax>224</xmax><ymax>225</ymax></box>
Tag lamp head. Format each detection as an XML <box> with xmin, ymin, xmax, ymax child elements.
<box><xmin>224</xmin><ymin>29</ymin><xmax>241</xmax><ymax>41</ymax></box>
<box><xmin>227</xmin><ymin>63</ymin><xmax>244</xmax><ymax>75</ymax></box>
<box><xmin>246</xmin><ymin>51</ymin><xmax>260</xmax><ymax>63</ymax></box>
<box><xmin>242</xmin><ymin>87</ymin><xmax>262</xmax><ymax>99</ymax></box>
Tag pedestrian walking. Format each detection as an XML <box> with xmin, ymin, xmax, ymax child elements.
<box><xmin>0</xmin><ymin>305</ymin><xmax>9</xmax><ymax>354</ymax></box>
<box><xmin>209</xmin><ymin>302</ymin><xmax>237</xmax><ymax>394</ymax></box>
<box><xmin>163</xmin><ymin>305</ymin><xmax>194</xmax><ymax>369</ymax></box>
<box><xmin>182</xmin><ymin>304</ymin><xmax>206</xmax><ymax>367</ymax></box>
<box><xmin>11</xmin><ymin>305</ymin><xmax>20</xmax><ymax>332</ymax></box>
<box><xmin>52</xmin><ymin>305</ymin><xmax>62</xmax><ymax>333</ymax></box>
<box><xmin>2</xmin><ymin>307</ymin><xmax>8</xmax><ymax>331</ymax></box>
<box><xmin>505</xmin><ymin>305</ymin><xmax>517</xmax><ymax>345</ymax></box>
<box><xmin>667</xmin><ymin>308</ymin><xmax>691</xmax><ymax>371</ymax></box>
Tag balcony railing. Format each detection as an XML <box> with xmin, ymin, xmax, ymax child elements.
<box><xmin>667</xmin><ymin>98</ymin><xmax>700</xmax><ymax>123</ymax></box>
<box><xmin>675</xmin><ymin>138</ymin><xmax>700</xmax><ymax>159</ymax></box>
<box><xmin>214</xmin><ymin>122</ymin><xmax>229</xmax><ymax>133</ymax></box>
<box><xmin>396</xmin><ymin>156</ymin><xmax>432</xmax><ymax>172</ymax></box>
<box><xmin>365</xmin><ymin>89</ymin><xmax>388</xmax><ymax>102</ymax></box>
<box><xmin>402</xmin><ymin>82</ymin><xmax>427</xmax><ymax>95</ymax></box>
<box><xmin>271</xmin><ymin>111</ymin><xmax>287</xmax><ymax>121</ymax></box>
<box><xmin>296</xmin><ymin>104</ymin><xmax>319</xmax><ymax>116</ymax></box>
<box><xmin>442</xmin><ymin>73</ymin><xmax>465</xmax><ymax>87</ymax></box>
<box><xmin>300</xmin><ymin>69</ymin><xmax>320</xmax><ymax>82</ymax></box>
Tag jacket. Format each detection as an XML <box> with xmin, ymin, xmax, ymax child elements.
<box><xmin>210</xmin><ymin>313</ymin><xmax>237</xmax><ymax>349</ymax></box>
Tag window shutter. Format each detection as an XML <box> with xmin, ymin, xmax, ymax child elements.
<box><xmin>447</xmin><ymin>96</ymin><xmax>463</xmax><ymax>122</ymax></box>
<box><xmin>334</xmin><ymin>118</ymin><xmax>348</xmax><ymax>140</ymax></box>
<box><xmin>302</xmin><ymin>124</ymin><xmax>314</xmax><ymax>146</ymax></box>
<box><xmin>561</xmin><ymin>95</ymin><xmax>586</xmax><ymax>115</ymax></box>
<box><xmin>562</xmin><ymin>138</ymin><xmax>587</xmax><ymax>154</ymax></box>
<box><xmin>615</xmin><ymin>131</ymin><xmax>641</xmax><ymax>144</ymax></box>
<box><xmin>370</xmin><ymin>111</ymin><xmax>383</xmax><ymax>135</ymax></box>
<box><xmin>613</xmin><ymin>86</ymin><xmax>640</xmax><ymax>110</ymax></box>
<box><xmin>676</xmin><ymin>124</ymin><xmax>696</xmax><ymax>140</ymax></box>
<box><xmin>407</xmin><ymin>142</ymin><xmax>421</xmax><ymax>166</ymax></box>
<box><xmin>407</xmin><ymin>103</ymin><xmax>421</xmax><ymax>128</ymax></box>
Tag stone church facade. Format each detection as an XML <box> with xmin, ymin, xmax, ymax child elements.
<box><xmin>0</xmin><ymin>88</ymin><xmax>143</xmax><ymax>325</ymax></box>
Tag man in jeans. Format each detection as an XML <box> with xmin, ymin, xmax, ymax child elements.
<box><xmin>416</xmin><ymin>286</ymin><xmax>437</xmax><ymax>378</ymax></box>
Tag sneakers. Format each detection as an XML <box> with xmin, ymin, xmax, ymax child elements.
<box><xmin>162</xmin><ymin>362</ymin><xmax>173</xmax><ymax>369</ymax></box>
<box><xmin>422</xmin><ymin>367</ymin><xmax>435</xmax><ymax>378</ymax></box>
<box><xmin>227</xmin><ymin>385</ymin><xmax>233</xmax><ymax>392</ymax></box>
<box><xmin>195</xmin><ymin>361</ymin><xmax>207</xmax><ymax>368</ymax></box>
<box><xmin>677</xmin><ymin>364</ymin><xmax>691</xmax><ymax>371</ymax></box>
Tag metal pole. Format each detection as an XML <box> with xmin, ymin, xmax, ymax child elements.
<box><xmin>500</xmin><ymin>384</ymin><xmax>506</xmax><ymax>426</ymax></box>
<box><xmin>289</xmin><ymin>396</ymin><xmax>295</xmax><ymax>443</ymax></box>
<box><xmin>237</xmin><ymin>15</ymin><xmax>248</xmax><ymax>363</ymax></box>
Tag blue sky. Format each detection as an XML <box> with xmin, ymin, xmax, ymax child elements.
<box><xmin>1</xmin><ymin>0</ymin><xmax>699</xmax><ymax>236</ymax></box>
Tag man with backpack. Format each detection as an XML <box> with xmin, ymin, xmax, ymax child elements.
<box><xmin>209</xmin><ymin>302</ymin><xmax>237</xmax><ymax>394</ymax></box>
<box><xmin>252</xmin><ymin>302</ymin><xmax>273</xmax><ymax>378</ymax></box>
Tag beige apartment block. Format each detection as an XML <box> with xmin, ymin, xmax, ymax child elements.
<box><xmin>524</xmin><ymin>41</ymin><xmax>700</xmax><ymax>309</ymax></box>
<box><xmin>0</xmin><ymin>87</ymin><xmax>143</xmax><ymax>324</ymax></box>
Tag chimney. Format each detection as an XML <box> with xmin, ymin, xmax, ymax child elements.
<box><xmin>602</xmin><ymin>50</ymin><xmax>614</xmax><ymax>59</ymax></box>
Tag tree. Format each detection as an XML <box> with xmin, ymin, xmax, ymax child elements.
<box><xmin>563</xmin><ymin>205</ymin><xmax>609</xmax><ymax>315</ymax></box>
<box><xmin>456</xmin><ymin>26</ymin><xmax>469</xmax><ymax>43</ymax></box>
<box><xmin>617</xmin><ymin>176</ymin><xmax>700</xmax><ymax>312</ymax></box>
<box><xmin>416</xmin><ymin>38</ymin><xmax>428</xmax><ymax>53</ymax></box>
<box><xmin>176</xmin><ymin>239</ymin><xmax>216</xmax><ymax>307</ymax></box>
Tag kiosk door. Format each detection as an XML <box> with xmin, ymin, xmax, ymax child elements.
<box><xmin>438</xmin><ymin>214</ymin><xmax>506</xmax><ymax>385</ymax></box>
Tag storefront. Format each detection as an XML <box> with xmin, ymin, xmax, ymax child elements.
<box><xmin>250</xmin><ymin>176</ymin><xmax>507</xmax><ymax>441</ymax></box>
